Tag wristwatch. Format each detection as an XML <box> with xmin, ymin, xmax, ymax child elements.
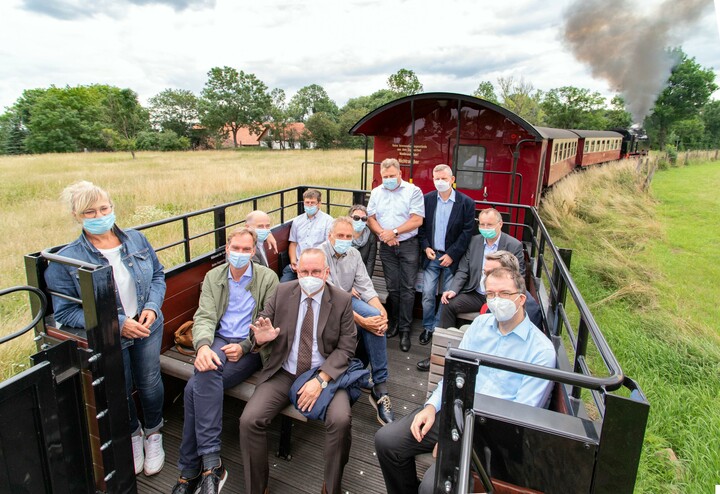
<box><xmin>392</xmin><ymin>228</ymin><xmax>399</xmax><ymax>237</ymax></box>
<box><xmin>315</xmin><ymin>373</ymin><xmax>328</xmax><ymax>389</ymax></box>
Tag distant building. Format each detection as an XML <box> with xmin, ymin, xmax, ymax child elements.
<box><xmin>221</xmin><ymin>125</ymin><xmax>264</xmax><ymax>147</ymax></box>
<box><xmin>259</xmin><ymin>122</ymin><xmax>315</xmax><ymax>150</ymax></box>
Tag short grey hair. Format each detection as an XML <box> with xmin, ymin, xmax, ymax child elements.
<box><xmin>479</xmin><ymin>207</ymin><xmax>503</xmax><ymax>223</ymax></box>
<box><xmin>61</xmin><ymin>181</ymin><xmax>112</xmax><ymax>217</ymax></box>
<box><xmin>485</xmin><ymin>250</ymin><xmax>520</xmax><ymax>272</ymax></box>
<box><xmin>331</xmin><ymin>216</ymin><xmax>354</xmax><ymax>233</ymax></box>
<box><xmin>299</xmin><ymin>248</ymin><xmax>329</xmax><ymax>268</ymax></box>
<box><xmin>380</xmin><ymin>158</ymin><xmax>401</xmax><ymax>172</ymax></box>
<box><xmin>433</xmin><ymin>164</ymin><xmax>452</xmax><ymax>175</ymax></box>
<box><xmin>246</xmin><ymin>210</ymin><xmax>270</xmax><ymax>225</ymax></box>
<box><xmin>348</xmin><ymin>204</ymin><xmax>367</xmax><ymax>216</ymax></box>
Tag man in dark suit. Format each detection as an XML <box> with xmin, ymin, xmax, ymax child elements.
<box><xmin>437</xmin><ymin>208</ymin><xmax>525</xmax><ymax>330</ymax></box>
<box><xmin>417</xmin><ymin>164</ymin><xmax>476</xmax><ymax>346</ymax></box>
<box><xmin>240</xmin><ymin>249</ymin><xmax>356</xmax><ymax>494</ymax></box>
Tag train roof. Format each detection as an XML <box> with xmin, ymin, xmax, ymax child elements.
<box><xmin>349</xmin><ymin>92</ymin><xmax>544</xmax><ymax>140</ymax></box>
<box><xmin>534</xmin><ymin>127</ymin><xmax>579</xmax><ymax>139</ymax></box>
<box><xmin>569</xmin><ymin>129</ymin><xmax>624</xmax><ymax>138</ymax></box>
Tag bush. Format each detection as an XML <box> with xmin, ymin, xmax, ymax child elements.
<box><xmin>665</xmin><ymin>144</ymin><xmax>678</xmax><ymax>166</ymax></box>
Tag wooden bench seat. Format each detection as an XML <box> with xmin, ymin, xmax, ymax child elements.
<box><xmin>159</xmin><ymin>347</ymin><xmax>307</xmax><ymax>423</ymax></box>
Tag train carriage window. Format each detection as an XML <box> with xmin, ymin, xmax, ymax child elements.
<box><xmin>455</xmin><ymin>145</ymin><xmax>487</xmax><ymax>189</ymax></box>
<box><xmin>584</xmin><ymin>141</ymin><xmax>589</xmax><ymax>153</ymax></box>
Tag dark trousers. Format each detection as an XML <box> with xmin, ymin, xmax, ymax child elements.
<box><xmin>375</xmin><ymin>407</ymin><xmax>439</xmax><ymax>494</ymax></box>
<box><xmin>379</xmin><ymin>237</ymin><xmax>420</xmax><ymax>334</ymax></box>
<box><xmin>178</xmin><ymin>335</ymin><xmax>261</xmax><ymax>476</ymax></box>
<box><xmin>438</xmin><ymin>291</ymin><xmax>486</xmax><ymax>329</ymax></box>
<box><xmin>240</xmin><ymin>370</ymin><xmax>352</xmax><ymax>494</ymax></box>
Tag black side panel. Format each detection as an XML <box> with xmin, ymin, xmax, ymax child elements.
<box><xmin>0</xmin><ymin>361</ymin><xmax>68</xmax><ymax>494</ymax></box>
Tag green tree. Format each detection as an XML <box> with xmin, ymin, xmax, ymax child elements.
<box><xmin>102</xmin><ymin>88</ymin><xmax>149</xmax><ymax>158</ymax></box>
<box><xmin>305</xmin><ymin>112</ymin><xmax>339</xmax><ymax>149</ymax></box>
<box><xmin>288</xmin><ymin>84</ymin><xmax>338</xmax><ymax>122</ymax></box>
<box><xmin>473</xmin><ymin>81</ymin><xmax>498</xmax><ymax>104</ymax></box>
<box><xmin>342</xmin><ymin>89</ymin><xmax>398</xmax><ymax>115</ymax></box>
<box><xmin>337</xmin><ymin>107</ymin><xmax>368</xmax><ymax>148</ymax></box>
<box><xmin>266</xmin><ymin>88</ymin><xmax>293</xmax><ymax>149</ymax></box>
<box><xmin>497</xmin><ymin>76</ymin><xmax>544</xmax><ymax>124</ymax></box>
<box><xmin>671</xmin><ymin>117</ymin><xmax>705</xmax><ymax>149</ymax></box>
<box><xmin>605</xmin><ymin>95</ymin><xmax>633</xmax><ymax>129</ymax></box>
<box><xmin>541</xmin><ymin>86</ymin><xmax>607</xmax><ymax>129</ymax></box>
<box><xmin>702</xmin><ymin>100</ymin><xmax>720</xmax><ymax>148</ymax></box>
<box><xmin>24</xmin><ymin>85</ymin><xmax>107</xmax><ymax>153</ymax></box>
<box><xmin>387</xmin><ymin>69</ymin><xmax>424</xmax><ymax>96</ymax></box>
<box><xmin>645</xmin><ymin>49</ymin><xmax>717</xmax><ymax>149</ymax></box>
<box><xmin>0</xmin><ymin>112</ymin><xmax>28</xmax><ymax>155</ymax></box>
<box><xmin>148</xmin><ymin>88</ymin><xmax>199</xmax><ymax>138</ymax></box>
<box><xmin>200</xmin><ymin>66</ymin><xmax>272</xmax><ymax>148</ymax></box>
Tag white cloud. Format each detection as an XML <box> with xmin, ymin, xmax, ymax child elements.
<box><xmin>0</xmin><ymin>0</ymin><xmax>718</xmax><ymax>111</ymax></box>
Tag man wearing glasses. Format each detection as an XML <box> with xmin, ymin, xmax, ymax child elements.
<box><xmin>436</xmin><ymin>208</ymin><xmax>525</xmax><ymax>331</ymax></box>
<box><xmin>375</xmin><ymin>267</ymin><xmax>556</xmax><ymax>494</ymax></box>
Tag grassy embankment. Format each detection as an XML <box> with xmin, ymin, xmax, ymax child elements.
<box><xmin>0</xmin><ymin>148</ymin><xmax>364</xmax><ymax>379</ymax></box>
<box><xmin>540</xmin><ymin>158</ymin><xmax>720</xmax><ymax>493</ymax></box>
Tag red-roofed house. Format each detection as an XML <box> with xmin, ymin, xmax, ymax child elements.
<box><xmin>258</xmin><ymin>122</ymin><xmax>315</xmax><ymax>149</ymax></box>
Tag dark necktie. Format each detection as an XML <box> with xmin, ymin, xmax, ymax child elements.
<box><xmin>296</xmin><ymin>298</ymin><xmax>314</xmax><ymax>375</ymax></box>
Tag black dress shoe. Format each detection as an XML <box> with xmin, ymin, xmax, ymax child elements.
<box><xmin>400</xmin><ymin>332</ymin><xmax>411</xmax><ymax>352</ymax></box>
<box><xmin>419</xmin><ymin>330</ymin><xmax>432</xmax><ymax>346</ymax></box>
<box><xmin>386</xmin><ymin>323</ymin><xmax>399</xmax><ymax>339</ymax></box>
<box><xmin>416</xmin><ymin>357</ymin><xmax>430</xmax><ymax>372</ymax></box>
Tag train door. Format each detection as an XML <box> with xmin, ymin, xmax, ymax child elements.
<box><xmin>453</xmin><ymin>143</ymin><xmax>487</xmax><ymax>193</ymax></box>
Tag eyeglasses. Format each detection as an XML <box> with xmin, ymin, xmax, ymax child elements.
<box><xmin>485</xmin><ymin>291</ymin><xmax>520</xmax><ymax>300</ymax></box>
<box><xmin>298</xmin><ymin>269</ymin><xmax>325</xmax><ymax>277</ymax></box>
<box><xmin>350</xmin><ymin>215</ymin><xmax>368</xmax><ymax>222</ymax></box>
<box><xmin>81</xmin><ymin>205</ymin><xmax>113</xmax><ymax>218</ymax></box>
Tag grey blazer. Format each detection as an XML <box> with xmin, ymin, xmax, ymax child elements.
<box><xmin>449</xmin><ymin>233</ymin><xmax>526</xmax><ymax>295</ymax></box>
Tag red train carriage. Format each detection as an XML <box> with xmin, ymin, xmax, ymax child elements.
<box><xmin>571</xmin><ymin>129</ymin><xmax>622</xmax><ymax>167</ymax></box>
<box><xmin>535</xmin><ymin>127</ymin><xmax>580</xmax><ymax>187</ymax></box>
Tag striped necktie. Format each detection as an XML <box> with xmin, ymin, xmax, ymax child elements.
<box><xmin>296</xmin><ymin>298</ymin><xmax>314</xmax><ymax>375</ymax></box>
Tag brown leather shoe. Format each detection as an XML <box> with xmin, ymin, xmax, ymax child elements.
<box><xmin>321</xmin><ymin>482</ymin><xmax>327</xmax><ymax>494</ymax></box>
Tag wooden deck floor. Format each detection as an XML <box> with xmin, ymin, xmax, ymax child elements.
<box><xmin>138</xmin><ymin>320</ymin><xmax>433</xmax><ymax>494</ymax></box>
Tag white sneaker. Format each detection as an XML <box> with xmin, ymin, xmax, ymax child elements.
<box><xmin>143</xmin><ymin>433</ymin><xmax>165</xmax><ymax>476</ymax></box>
<box><xmin>131</xmin><ymin>431</ymin><xmax>144</xmax><ymax>475</ymax></box>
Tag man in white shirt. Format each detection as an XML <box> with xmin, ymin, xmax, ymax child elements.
<box><xmin>367</xmin><ymin>159</ymin><xmax>425</xmax><ymax>352</ymax></box>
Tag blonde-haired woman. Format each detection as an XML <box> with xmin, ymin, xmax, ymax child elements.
<box><xmin>44</xmin><ymin>181</ymin><xmax>166</xmax><ymax>476</ymax></box>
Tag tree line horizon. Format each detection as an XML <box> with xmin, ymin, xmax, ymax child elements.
<box><xmin>0</xmin><ymin>47</ymin><xmax>717</xmax><ymax>157</ymax></box>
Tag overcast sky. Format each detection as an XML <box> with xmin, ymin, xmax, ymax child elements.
<box><xmin>1</xmin><ymin>0</ymin><xmax>719</xmax><ymax>112</ymax></box>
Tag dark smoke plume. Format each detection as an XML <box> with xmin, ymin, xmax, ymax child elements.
<box><xmin>563</xmin><ymin>0</ymin><xmax>712</xmax><ymax>123</ymax></box>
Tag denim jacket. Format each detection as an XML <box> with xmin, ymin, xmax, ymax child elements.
<box><xmin>44</xmin><ymin>226</ymin><xmax>166</xmax><ymax>348</ymax></box>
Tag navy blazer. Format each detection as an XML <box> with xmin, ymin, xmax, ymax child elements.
<box><xmin>417</xmin><ymin>189</ymin><xmax>477</xmax><ymax>274</ymax></box>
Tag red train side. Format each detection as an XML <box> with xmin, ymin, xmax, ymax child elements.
<box><xmin>350</xmin><ymin>93</ymin><xmax>628</xmax><ymax>208</ymax></box>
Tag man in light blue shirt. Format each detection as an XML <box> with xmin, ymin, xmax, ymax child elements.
<box><xmin>367</xmin><ymin>158</ymin><xmax>425</xmax><ymax>352</ymax></box>
<box><xmin>280</xmin><ymin>189</ymin><xmax>334</xmax><ymax>282</ymax></box>
<box><xmin>375</xmin><ymin>267</ymin><xmax>556</xmax><ymax>494</ymax></box>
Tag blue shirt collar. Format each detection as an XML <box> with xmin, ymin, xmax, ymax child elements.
<box><xmin>493</xmin><ymin>313</ymin><xmax>532</xmax><ymax>341</ymax></box>
<box><xmin>437</xmin><ymin>189</ymin><xmax>456</xmax><ymax>203</ymax></box>
<box><xmin>227</xmin><ymin>262</ymin><xmax>253</xmax><ymax>280</ymax></box>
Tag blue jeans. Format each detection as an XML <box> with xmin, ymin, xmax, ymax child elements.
<box><xmin>351</xmin><ymin>297</ymin><xmax>389</xmax><ymax>386</ymax></box>
<box><xmin>178</xmin><ymin>335</ymin><xmax>261</xmax><ymax>475</ymax></box>
<box><xmin>280</xmin><ymin>264</ymin><xmax>298</xmax><ymax>282</ymax></box>
<box><xmin>421</xmin><ymin>259</ymin><xmax>454</xmax><ymax>332</ymax></box>
<box><xmin>123</xmin><ymin>314</ymin><xmax>164</xmax><ymax>435</ymax></box>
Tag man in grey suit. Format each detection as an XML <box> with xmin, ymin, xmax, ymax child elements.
<box><xmin>240</xmin><ymin>248</ymin><xmax>356</xmax><ymax>494</ymax></box>
<box><xmin>437</xmin><ymin>208</ymin><xmax>525</xmax><ymax>330</ymax></box>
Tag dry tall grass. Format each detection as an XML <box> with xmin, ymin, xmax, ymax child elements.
<box><xmin>0</xmin><ymin>148</ymin><xmax>365</xmax><ymax>376</ymax></box>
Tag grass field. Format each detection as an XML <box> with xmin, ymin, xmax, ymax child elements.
<box><xmin>541</xmin><ymin>158</ymin><xmax>720</xmax><ymax>493</ymax></box>
<box><xmin>0</xmin><ymin>148</ymin><xmax>365</xmax><ymax>378</ymax></box>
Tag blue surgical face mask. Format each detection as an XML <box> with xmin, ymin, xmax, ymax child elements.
<box><xmin>304</xmin><ymin>205</ymin><xmax>318</xmax><ymax>216</ymax></box>
<box><xmin>352</xmin><ymin>219</ymin><xmax>366</xmax><ymax>232</ymax></box>
<box><xmin>382</xmin><ymin>177</ymin><xmax>399</xmax><ymax>190</ymax></box>
<box><xmin>255</xmin><ymin>229</ymin><xmax>270</xmax><ymax>242</ymax></box>
<box><xmin>479</xmin><ymin>227</ymin><xmax>498</xmax><ymax>239</ymax></box>
<box><xmin>227</xmin><ymin>251</ymin><xmax>252</xmax><ymax>269</ymax></box>
<box><xmin>333</xmin><ymin>239</ymin><xmax>353</xmax><ymax>255</ymax></box>
<box><xmin>83</xmin><ymin>212</ymin><xmax>116</xmax><ymax>235</ymax></box>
